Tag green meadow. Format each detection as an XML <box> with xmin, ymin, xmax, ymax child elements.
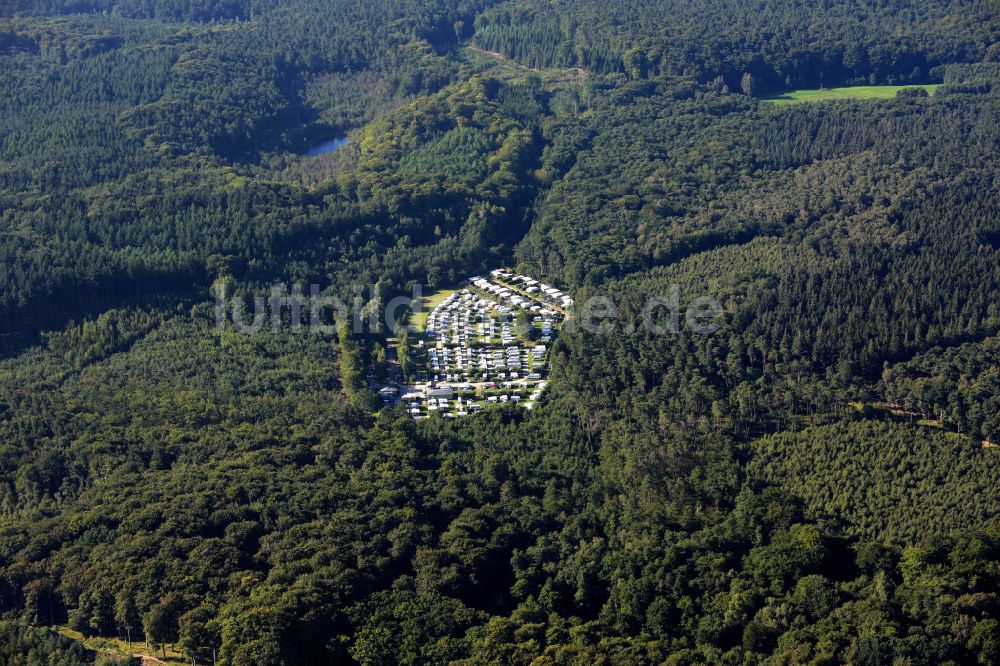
<box><xmin>408</xmin><ymin>287</ymin><xmax>458</xmax><ymax>331</ymax></box>
<box><xmin>762</xmin><ymin>84</ymin><xmax>941</xmax><ymax>104</ymax></box>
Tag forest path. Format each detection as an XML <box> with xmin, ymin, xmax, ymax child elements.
<box><xmin>466</xmin><ymin>44</ymin><xmax>589</xmax><ymax>83</ymax></box>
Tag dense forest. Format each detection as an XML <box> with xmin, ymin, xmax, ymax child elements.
<box><xmin>472</xmin><ymin>0</ymin><xmax>999</xmax><ymax>90</ymax></box>
<box><xmin>1</xmin><ymin>0</ymin><xmax>999</xmax><ymax>664</ymax></box>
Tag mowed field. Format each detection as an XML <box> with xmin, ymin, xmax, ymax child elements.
<box><xmin>762</xmin><ymin>83</ymin><xmax>941</xmax><ymax>104</ymax></box>
<box><xmin>408</xmin><ymin>287</ymin><xmax>457</xmax><ymax>331</ymax></box>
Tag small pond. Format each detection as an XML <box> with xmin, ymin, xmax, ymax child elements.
<box><xmin>304</xmin><ymin>136</ymin><xmax>348</xmax><ymax>157</ymax></box>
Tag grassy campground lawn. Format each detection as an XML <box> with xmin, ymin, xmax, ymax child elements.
<box><xmin>407</xmin><ymin>287</ymin><xmax>457</xmax><ymax>331</ymax></box>
<box><xmin>762</xmin><ymin>83</ymin><xmax>941</xmax><ymax>104</ymax></box>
